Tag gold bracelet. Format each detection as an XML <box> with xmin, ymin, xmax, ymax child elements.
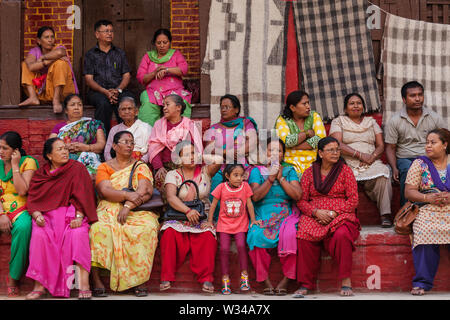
<box><xmin>423</xmin><ymin>194</ymin><xmax>426</xmax><ymax>202</ymax></box>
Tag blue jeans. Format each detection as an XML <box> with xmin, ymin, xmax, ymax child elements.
<box><xmin>397</xmin><ymin>158</ymin><xmax>416</xmax><ymax>206</ymax></box>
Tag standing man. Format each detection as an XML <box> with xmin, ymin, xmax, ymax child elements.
<box><xmin>385</xmin><ymin>81</ymin><xmax>446</xmax><ymax>206</ymax></box>
<box><xmin>84</xmin><ymin>20</ymin><xmax>133</xmax><ymax>135</ymax></box>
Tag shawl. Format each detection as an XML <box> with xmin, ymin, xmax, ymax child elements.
<box><xmin>147</xmin><ymin>117</ymin><xmax>203</xmax><ymax>163</ymax></box>
<box><xmin>282</xmin><ymin>112</ymin><xmax>320</xmax><ymax>149</ymax></box>
<box><xmin>27</xmin><ymin>160</ymin><xmax>98</xmax><ymax>223</ymax></box>
<box><xmin>218</xmin><ymin>116</ymin><xmax>258</xmax><ymax>147</ymax></box>
<box><xmin>417</xmin><ymin>156</ymin><xmax>450</xmax><ymax>192</ymax></box>
<box><xmin>126</xmin><ymin>119</ymin><xmax>151</xmax><ymax>155</ymax></box>
<box><xmin>312</xmin><ymin>158</ymin><xmax>345</xmax><ymax>195</ymax></box>
<box><xmin>0</xmin><ymin>156</ymin><xmax>39</xmax><ymax>182</ymax></box>
<box><xmin>278</xmin><ymin>204</ymin><xmax>300</xmax><ymax>257</ymax></box>
<box><xmin>148</xmin><ymin>49</ymin><xmax>176</xmax><ymax>64</ymax></box>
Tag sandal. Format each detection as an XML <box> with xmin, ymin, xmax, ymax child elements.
<box><xmin>202</xmin><ymin>281</ymin><xmax>214</xmax><ymax>294</ymax></box>
<box><xmin>6</xmin><ymin>276</ymin><xmax>19</xmax><ymax>298</ymax></box>
<box><xmin>293</xmin><ymin>286</ymin><xmax>308</xmax><ymax>298</ymax></box>
<box><xmin>340</xmin><ymin>286</ymin><xmax>354</xmax><ymax>296</ymax></box>
<box><xmin>92</xmin><ymin>287</ymin><xmax>108</xmax><ymax>297</ymax></box>
<box><xmin>274</xmin><ymin>288</ymin><xmax>287</xmax><ymax>296</ymax></box>
<box><xmin>25</xmin><ymin>290</ymin><xmax>46</xmax><ymax>300</ymax></box>
<box><xmin>239</xmin><ymin>273</ymin><xmax>250</xmax><ymax>291</ymax></box>
<box><xmin>78</xmin><ymin>290</ymin><xmax>92</xmax><ymax>300</ymax></box>
<box><xmin>221</xmin><ymin>278</ymin><xmax>231</xmax><ymax>295</ymax></box>
<box><xmin>160</xmin><ymin>281</ymin><xmax>171</xmax><ymax>292</ymax></box>
<box><xmin>381</xmin><ymin>215</ymin><xmax>393</xmax><ymax>228</ymax></box>
<box><xmin>134</xmin><ymin>287</ymin><xmax>148</xmax><ymax>297</ymax></box>
<box><xmin>411</xmin><ymin>287</ymin><xmax>425</xmax><ymax>296</ymax></box>
<box><xmin>263</xmin><ymin>287</ymin><xmax>274</xmax><ymax>296</ymax></box>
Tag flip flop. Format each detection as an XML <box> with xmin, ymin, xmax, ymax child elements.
<box><xmin>92</xmin><ymin>287</ymin><xmax>108</xmax><ymax>297</ymax></box>
<box><xmin>263</xmin><ymin>287</ymin><xmax>274</xmax><ymax>296</ymax></box>
<box><xmin>25</xmin><ymin>290</ymin><xmax>46</xmax><ymax>300</ymax></box>
<box><xmin>202</xmin><ymin>281</ymin><xmax>214</xmax><ymax>294</ymax></box>
<box><xmin>340</xmin><ymin>286</ymin><xmax>354</xmax><ymax>297</ymax></box>
<box><xmin>293</xmin><ymin>287</ymin><xmax>308</xmax><ymax>298</ymax></box>
<box><xmin>411</xmin><ymin>287</ymin><xmax>425</xmax><ymax>296</ymax></box>
<box><xmin>78</xmin><ymin>290</ymin><xmax>92</xmax><ymax>300</ymax></box>
<box><xmin>160</xmin><ymin>281</ymin><xmax>171</xmax><ymax>292</ymax></box>
<box><xmin>275</xmin><ymin>288</ymin><xmax>287</xmax><ymax>296</ymax></box>
<box><xmin>134</xmin><ymin>287</ymin><xmax>148</xmax><ymax>297</ymax></box>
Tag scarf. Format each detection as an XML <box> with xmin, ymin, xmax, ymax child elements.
<box><xmin>417</xmin><ymin>156</ymin><xmax>450</xmax><ymax>192</ymax></box>
<box><xmin>282</xmin><ymin>112</ymin><xmax>320</xmax><ymax>149</ymax></box>
<box><xmin>0</xmin><ymin>156</ymin><xmax>39</xmax><ymax>182</ymax></box>
<box><xmin>147</xmin><ymin>117</ymin><xmax>203</xmax><ymax>163</ymax></box>
<box><xmin>148</xmin><ymin>49</ymin><xmax>176</xmax><ymax>64</ymax></box>
<box><xmin>126</xmin><ymin>119</ymin><xmax>151</xmax><ymax>154</ymax></box>
<box><xmin>312</xmin><ymin>158</ymin><xmax>345</xmax><ymax>195</ymax></box>
<box><xmin>27</xmin><ymin>160</ymin><xmax>98</xmax><ymax>222</ymax></box>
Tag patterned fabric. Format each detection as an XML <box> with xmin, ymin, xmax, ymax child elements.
<box><xmin>405</xmin><ymin>159</ymin><xmax>450</xmax><ymax>248</ymax></box>
<box><xmin>297</xmin><ymin>164</ymin><xmax>360</xmax><ymax>242</ymax></box>
<box><xmin>275</xmin><ymin>112</ymin><xmax>326</xmax><ymax>174</ymax></box>
<box><xmin>90</xmin><ymin>162</ymin><xmax>159</xmax><ymax>292</ymax></box>
<box><xmin>293</xmin><ymin>0</ymin><xmax>380</xmax><ymax>121</ymax></box>
<box><xmin>247</xmin><ymin>166</ymin><xmax>299</xmax><ymax>251</ymax></box>
<box><xmin>56</xmin><ymin>117</ymin><xmax>105</xmax><ymax>175</ymax></box>
<box><xmin>329</xmin><ymin>115</ymin><xmax>391</xmax><ymax>181</ymax></box>
<box><xmin>202</xmin><ymin>0</ymin><xmax>289</xmax><ymax>129</ymax></box>
<box><xmin>380</xmin><ymin>13</ymin><xmax>450</xmax><ymax>127</ymax></box>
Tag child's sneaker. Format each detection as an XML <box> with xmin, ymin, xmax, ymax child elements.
<box><xmin>221</xmin><ymin>278</ymin><xmax>232</xmax><ymax>295</ymax></box>
<box><xmin>240</xmin><ymin>272</ymin><xmax>250</xmax><ymax>291</ymax></box>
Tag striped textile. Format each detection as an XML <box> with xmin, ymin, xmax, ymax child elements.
<box><xmin>292</xmin><ymin>0</ymin><xmax>380</xmax><ymax>121</ymax></box>
<box><xmin>380</xmin><ymin>13</ymin><xmax>450</xmax><ymax>126</ymax></box>
<box><xmin>202</xmin><ymin>0</ymin><xmax>289</xmax><ymax>129</ymax></box>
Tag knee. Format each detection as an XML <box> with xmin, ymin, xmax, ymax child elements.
<box><xmin>333</xmin><ymin>227</ymin><xmax>352</xmax><ymax>243</ymax></box>
<box><xmin>13</xmin><ymin>219</ymin><xmax>32</xmax><ymax>236</ymax></box>
<box><xmin>50</xmin><ymin>59</ymin><xmax>70</xmax><ymax>71</ymax></box>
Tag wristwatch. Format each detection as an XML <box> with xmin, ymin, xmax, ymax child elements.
<box><xmin>117</xmin><ymin>88</ymin><xmax>123</xmax><ymax>94</ymax></box>
<box><xmin>76</xmin><ymin>213</ymin><xmax>84</xmax><ymax>219</ymax></box>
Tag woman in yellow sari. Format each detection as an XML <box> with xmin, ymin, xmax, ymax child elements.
<box><xmin>89</xmin><ymin>131</ymin><xmax>159</xmax><ymax>297</ymax></box>
<box><xmin>275</xmin><ymin>90</ymin><xmax>326</xmax><ymax>176</ymax></box>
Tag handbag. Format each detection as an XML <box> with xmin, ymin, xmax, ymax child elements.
<box><xmin>394</xmin><ymin>189</ymin><xmax>439</xmax><ymax>235</ymax></box>
<box><xmin>161</xmin><ymin>179</ymin><xmax>206</xmax><ymax>221</ymax></box>
<box><xmin>122</xmin><ymin>162</ymin><xmax>164</xmax><ymax>211</ymax></box>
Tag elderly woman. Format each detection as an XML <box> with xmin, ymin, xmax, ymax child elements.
<box><xmin>0</xmin><ymin>132</ymin><xmax>39</xmax><ymax>298</ymax></box>
<box><xmin>160</xmin><ymin>141</ymin><xmax>222</xmax><ymax>293</ymax></box>
<box><xmin>295</xmin><ymin>137</ymin><xmax>360</xmax><ymax>297</ymax></box>
<box><xmin>19</xmin><ymin>26</ymin><xmax>78</xmax><ymax>113</ymax></box>
<box><xmin>49</xmin><ymin>93</ymin><xmax>106</xmax><ymax>175</ymax></box>
<box><xmin>147</xmin><ymin>94</ymin><xmax>203</xmax><ymax>192</ymax></box>
<box><xmin>90</xmin><ymin>131</ymin><xmax>159</xmax><ymax>297</ymax></box>
<box><xmin>405</xmin><ymin>128</ymin><xmax>450</xmax><ymax>296</ymax></box>
<box><xmin>330</xmin><ymin>93</ymin><xmax>392</xmax><ymax>227</ymax></box>
<box><xmin>25</xmin><ymin>138</ymin><xmax>98</xmax><ymax>300</ymax></box>
<box><xmin>205</xmin><ymin>94</ymin><xmax>258</xmax><ymax>219</ymax></box>
<box><xmin>275</xmin><ymin>90</ymin><xmax>326</xmax><ymax>176</ymax></box>
<box><xmin>104</xmin><ymin>96</ymin><xmax>152</xmax><ymax>162</ymax></box>
<box><xmin>137</xmin><ymin>28</ymin><xmax>192</xmax><ymax>126</ymax></box>
<box><xmin>246</xmin><ymin>137</ymin><xmax>302</xmax><ymax>296</ymax></box>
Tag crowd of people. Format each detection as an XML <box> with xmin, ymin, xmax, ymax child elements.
<box><xmin>0</xmin><ymin>21</ymin><xmax>448</xmax><ymax>300</ymax></box>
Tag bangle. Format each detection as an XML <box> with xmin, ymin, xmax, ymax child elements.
<box><xmin>13</xmin><ymin>169</ymin><xmax>19</xmax><ymax>173</ymax></box>
<box><xmin>423</xmin><ymin>194</ymin><xmax>427</xmax><ymax>202</ymax></box>
<box><xmin>124</xmin><ymin>204</ymin><xmax>131</xmax><ymax>209</ymax></box>
<box><xmin>186</xmin><ymin>208</ymin><xmax>193</xmax><ymax>215</ymax></box>
<box><xmin>76</xmin><ymin>213</ymin><xmax>84</xmax><ymax>219</ymax></box>
<box><xmin>352</xmin><ymin>150</ymin><xmax>357</xmax><ymax>157</ymax></box>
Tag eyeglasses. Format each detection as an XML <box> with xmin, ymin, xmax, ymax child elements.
<box><xmin>219</xmin><ymin>106</ymin><xmax>234</xmax><ymax>111</ymax></box>
<box><xmin>118</xmin><ymin>140</ymin><xmax>135</xmax><ymax>146</ymax></box>
<box><xmin>98</xmin><ymin>30</ymin><xmax>114</xmax><ymax>34</ymax></box>
<box><xmin>323</xmin><ymin>148</ymin><xmax>341</xmax><ymax>154</ymax></box>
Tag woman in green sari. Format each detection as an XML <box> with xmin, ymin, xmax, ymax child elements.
<box><xmin>137</xmin><ymin>28</ymin><xmax>192</xmax><ymax>126</ymax></box>
<box><xmin>0</xmin><ymin>131</ymin><xmax>38</xmax><ymax>297</ymax></box>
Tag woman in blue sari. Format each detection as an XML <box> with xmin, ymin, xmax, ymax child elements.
<box><xmin>205</xmin><ymin>94</ymin><xmax>258</xmax><ymax>220</ymax></box>
<box><xmin>247</xmin><ymin>137</ymin><xmax>302</xmax><ymax>296</ymax></box>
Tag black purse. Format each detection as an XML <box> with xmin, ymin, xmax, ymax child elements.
<box><xmin>122</xmin><ymin>162</ymin><xmax>164</xmax><ymax>211</ymax></box>
<box><xmin>162</xmin><ymin>179</ymin><xmax>206</xmax><ymax>221</ymax></box>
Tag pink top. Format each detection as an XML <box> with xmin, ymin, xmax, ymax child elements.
<box><xmin>136</xmin><ymin>50</ymin><xmax>191</xmax><ymax>105</ymax></box>
<box><xmin>211</xmin><ymin>181</ymin><xmax>253</xmax><ymax>234</ymax></box>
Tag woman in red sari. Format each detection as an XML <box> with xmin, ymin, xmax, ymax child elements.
<box><xmin>295</xmin><ymin>136</ymin><xmax>360</xmax><ymax>297</ymax></box>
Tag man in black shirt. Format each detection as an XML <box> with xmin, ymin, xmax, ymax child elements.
<box><xmin>84</xmin><ymin>20</ymin><xmax>133</xmax><ymax>134</ymax></box>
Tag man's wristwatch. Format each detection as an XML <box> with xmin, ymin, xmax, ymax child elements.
<box><xmin>117</xmin><ymin>88</ymin><xmax>123</xmax><ymax>94</ymax></box>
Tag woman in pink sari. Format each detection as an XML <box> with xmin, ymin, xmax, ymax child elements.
<box><xmin>148</xmin><ymin>94</ymin><xmax>203</xmax><ymax>192</ymax></box>
<box><xmin>25</xmin><ymin>138</ymin><xmax>98</xmax><ymax>300</ymax></box>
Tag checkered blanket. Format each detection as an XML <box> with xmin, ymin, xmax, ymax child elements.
<box><xmin>292</xmin><ymin>0</ymin><xmax>380</xmax><ymax>121</ymax></box>
<box><xmin>380</xmin><ymin>13</ymin><xmax>450</xmax><ymax>126</ymax></box>
<box><xmin>202</xmin><ymin>0</ymin><xmax>288</xmax><ymax>129</ymax></box>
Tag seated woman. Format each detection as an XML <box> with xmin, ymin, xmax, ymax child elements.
<box><xmin>330</xmin><ymin>93</ymin><xmax>392</xmax><ymax>227</ymax></box>
<box><xmin>25</xmin><ymin>138</ymin><xmax>98</xmax><ymax>300</ymax></box>
<box><xmin>49</xmin><ymin>93</ymin><xmax>106</xmax><ymax>175</ymax></box>
<box><xmin>0</xmin><ymin>132</ymin><xmax>39</xmax><ymax>298</ymax></box>
<box><xmin>160</xmin><ymin>141</ymin><xmax>221</xmax><ymax>293</ymax></box>
<box><xmin>405</xmin><ymin>129</ymin><xmax>450</xmax><ymax>296</ymax></box>
<box><xmin>147</xmin><ymin>94</ymin><xmax>203</xmax><ymax>192</ymax></box>
<box><xmin>247</xmin><ymin>137</ymin><xmax>302</xmax><ymax>296</ymax></box>
<box><xmin>205</xmin><ymin>94</ymin><xmax>258</xmax><ymax>219</ymax></box>
<box><xmin>295</xmin><ymin>137</ymin><xmax>360</xmax><ymax>297</ymax></box>
<box><xmin>137</xmin><ymin>28</ymin><xmax>192</xmax><ymax>126</ymax></box>
<box><xmin>275</xmin><ymin>90</ymin><xmax>326</xmax><ymax>176</ymax></box>
<box><xmin>90</xmin><ymin>131</ymin><xmax>159</xmax><ymax>297</ymax></box>
<box><xmin>104</xmin><ymin>96</ymin><xmax>152</xmax><ymax>162</ymax></box>
<box><xmin>19</xmin><ymin>26</ymin><xmax>78</xmax><ymax>113</ymax></box>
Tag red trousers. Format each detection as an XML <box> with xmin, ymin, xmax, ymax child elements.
<box><xmin>249</xmin><ymin>247</ymin><xmax>297</xmax><ymax>282</ymax></box>
<box><xmin>160</xmin><ymin>227</ymin><xmax>217</xmax><ymax>283</ymax></box>
<box><xmin>296</xmin><ymin>222</ymin><xmax>359</xmax><ymax>290</ymax></box>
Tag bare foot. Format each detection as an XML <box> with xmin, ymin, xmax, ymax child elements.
<box><xmin>26</xmin><ymin>282</ymin><xmax>46</xmax><ymax>300</ymax></box>
<box><xmin>53</xmin><ymin>101</ymin><xmax>63</xmax><ymax>113</ymax></box>
<box><xmin>18</xmin><ymin>97</ymin><xmax>40</xmax><ymax>107</ymax></box>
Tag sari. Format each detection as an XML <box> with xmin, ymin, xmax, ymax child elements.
<box><xmin>90</xmin><ymin>161</ymin><xmax>159</xmax><ymax>291</ymax></box>
<box><xmin>26</xmin><ymin>160</ymin><xmax>97</xmax><ymax>297</ymax></box>
<box><xmin>56</xmin><ymin>117</ymin><xmax>105</xmax><ymax>175</ymax></box>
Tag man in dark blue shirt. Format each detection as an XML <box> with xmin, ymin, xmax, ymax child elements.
<box><xmin>84</xmin><ymin>20</ymin><xmax>133</xmax><ymax>134</ymax></box>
